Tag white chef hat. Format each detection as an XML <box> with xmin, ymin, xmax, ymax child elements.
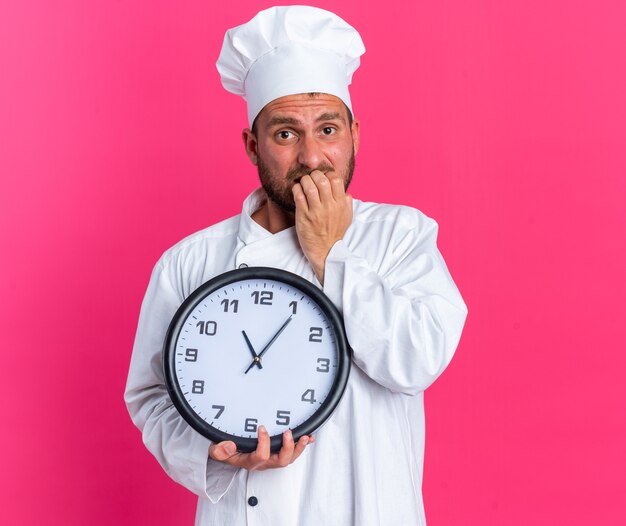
<box><xmin>216</xmin><ymin>5</ymin><xmax>365</xmax><ymax>127</ymax></box>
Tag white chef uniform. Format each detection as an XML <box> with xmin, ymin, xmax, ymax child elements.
<box><xmin>125</xmin><ymin>188</ymin><xmax>467</xmax><ymax>525</ymax></box>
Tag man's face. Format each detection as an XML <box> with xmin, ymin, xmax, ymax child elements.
<box><xmin>244</xmin><ymin>93</ymin><xmax>360</xmax><ymax>213</ymax></box>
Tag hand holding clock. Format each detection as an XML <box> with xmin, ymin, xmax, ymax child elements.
<box><xmin>292</xmin><ymin>170</ymin><xmax>353</xmax><ymax>284</ymax></box>
<box><xmin>209</xmin><ymin>426</ymin><xmax>315</xmax><ymax>471</ymax></box>
<box><xmin>211</xmin><ymin>312</ymin><xmax>315</xmax><ymax>469</ymax></box>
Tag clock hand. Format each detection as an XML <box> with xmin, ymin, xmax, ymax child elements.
<box><xmin>244</xmin><ymin>315</ymin><xmax>293</xmax><ymax>374</ymax></box>
<box><xmin>256</xmin><ymin>315</ymin><xmax>293</xmax><ymax>361</ymax></box>
<box><xmin>242</xmin><ymin>330</ymin><xmax>262</xmax><ymax>369</ymax></box>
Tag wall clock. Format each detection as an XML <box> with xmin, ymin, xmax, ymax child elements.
<box><xmin>164</xmin><ymin>266</ymin><xmax>351</xmax><ymax>452</ymax></box>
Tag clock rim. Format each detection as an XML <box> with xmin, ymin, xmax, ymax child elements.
<box><xmin>163</xmin><ymin>266</ymin><xmax>351</xmax><ymax>453</ymax></box>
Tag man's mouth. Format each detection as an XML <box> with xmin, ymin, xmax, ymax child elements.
<box><xmin>288</xmin><ymin>165</ymin><xmax>334</xmax><ymax>185</ymax></box>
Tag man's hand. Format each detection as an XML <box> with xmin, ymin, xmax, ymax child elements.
<box><xmin>209</xmin><ymin>426</ymin><xmax>315</xmax><ymax>471</ymax></box>
<box><xmin>292</xmin><ymin>170</ymin><xmax>353</xmax><ymax>284</ymax></box>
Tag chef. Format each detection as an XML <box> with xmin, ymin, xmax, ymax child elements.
<box><xmin>125</xmin><ymin>6</ymin><xmax>467</xmax><ymax>525</ymax></box>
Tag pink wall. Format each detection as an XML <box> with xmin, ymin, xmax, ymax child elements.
<box><xmin>1</xmin><ymin>1</ymin><xmax>625</xmax><ymax>524</ymax></box>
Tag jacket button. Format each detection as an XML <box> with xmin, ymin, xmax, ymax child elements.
<box><xmin>248</xmin><ymin>496</ymin><xmax>258</xmax><ymax>506</ymax></box>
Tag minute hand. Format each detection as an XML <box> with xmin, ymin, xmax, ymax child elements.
<box><xmin>244</xmin><ymin>315</ymin><xmax>293</xmax><ymax>374</ymax></box>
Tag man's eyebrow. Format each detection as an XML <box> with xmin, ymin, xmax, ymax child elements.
<box><xmin>267</xmin><ymin>116</ymin><xmax>301</xmax><ymax>127</ymax></box>
<box><xmin>316</xmin><ymin>112</ymin><xmax>345</xmax><ymax>123</ymax></box>
<box><xmin>266</xmin><ymin>112</ymin><xmax>346</xmax><ymax>128</ymax></box>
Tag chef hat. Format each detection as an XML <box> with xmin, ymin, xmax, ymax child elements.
<box><xmin>216</xmin><ymin>5</ymin><xmax>366</xmax><ymax>127</ymax></box>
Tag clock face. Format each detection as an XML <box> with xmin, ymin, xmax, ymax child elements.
<box><xmin>164</xmin><ymin>267</ymin><xmax>350</xmax><ymax>452</ymax></box>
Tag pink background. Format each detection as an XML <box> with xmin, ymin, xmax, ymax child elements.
<box><xmin>1</xmin><ymin>1</ymin><xmax>625</xmax><ymax>524</ymax></box>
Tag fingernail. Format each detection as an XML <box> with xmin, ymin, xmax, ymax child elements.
<box><xmin>224</xmin><ymin>443</ymin><xmax>236</xmax><ymax>455</ymax></box>
<box><xmin>259</xmin><ymin>425</ymin><xmax>266</xmax><ymax>434</ymax></box>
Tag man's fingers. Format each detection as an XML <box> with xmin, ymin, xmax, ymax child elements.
<box><xmin>299</xmin><ymin>174</ymin><xmax>321</xmax><ymax>206</ymax></box>
<box><xmin>292</xmin><ymin>182</ymin><xmax>308</xmax><ymax>213</ymax></box>
<box><xmin>328</xmin><ymin>172</ymin><xmax>346</xmax><ymax>200</ymax></box>
<box><xmin>290</xmin><ymin>434</ymin><xmax>312</xmax><ymax>463</ymax></box>
<box><xmin>210</xmin><ymin>430</ymin><xmax>315</xmax><ymax>471</ymax></box>
<box><xmin>248</xmin><ymin>425</ymin><xmax>271</xmax><ymax>469</ymax></box>
<box><xmin>275</xmin><ymin>429</ymin><xmax>296</xmax><ymax>467</ymax></box>
<box><xmin>310</xmin><ymin>170</ymin><xmax>334</xmax><ymax>201</ymax></box>
<box><xmin>209</xmin><ymin>441</ymin><xmax>238</xmax><ymax>462</ymax></box>
<box><xmin>294</xmin><ymin>170</ymin><xmax>347</xmax><ymax>208</ymax></box>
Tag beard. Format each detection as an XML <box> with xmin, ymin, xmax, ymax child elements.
<box><xmin>257</xmin><ymin>150</ymin><xmax>355</xmax><ymax>213</ymax></box>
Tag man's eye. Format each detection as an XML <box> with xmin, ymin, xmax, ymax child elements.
<box><xmin>322</xmin><ymin>127</ymin><xmax>336</xmax><ymax>135</ymax></box>
<box><xmin>277</xmin><ymin>131</ymin><xmax>294</xmax><ymax>140</ymax></box>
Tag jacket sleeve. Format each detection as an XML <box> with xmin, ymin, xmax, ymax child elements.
<box><xmin>322</xmin><ymin>208</ymin><xmax>468</xmax><ymax>395</ymax></box>
<box><xmin>124</xmin><ymin>257</ymin><xmax>239</xmax><ymax>503</ymax></box>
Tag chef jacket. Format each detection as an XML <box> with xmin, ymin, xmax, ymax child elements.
<box><xmin>125</xmin><ymin>188</ymin><xmax>467</xmax><ymax>526</ymax></box>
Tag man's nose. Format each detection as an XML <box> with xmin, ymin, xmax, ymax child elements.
<box><xmin>297</xmin><ymin>135</ymin><xmax>325</xmax><ymax>170</ymax></box>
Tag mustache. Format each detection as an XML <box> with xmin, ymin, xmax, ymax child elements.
<box><xmin>287</xmin><ymin>164</ymin><xmax>334</xmax><ymax>183</ymax></box>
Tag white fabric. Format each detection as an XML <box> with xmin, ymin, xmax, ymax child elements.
<box><xmin>216</xmin><ymin>6</ymin><xmax>365</xmax><ymax>126</ymax></box>
<box><xmin>125</xmin><ymin>188</ymin><xmax>467</xmax><ymax>526</ymax></box>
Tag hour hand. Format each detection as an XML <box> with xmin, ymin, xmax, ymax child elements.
<box><xmin>244</xmin><ymin>315</ymin><xmax>293</xmax><ymax>374</ymax></box>
<box><xmin>242</xmin><ymin>330</ymin><xmax>262</xmax><ymax>370</ymax></box>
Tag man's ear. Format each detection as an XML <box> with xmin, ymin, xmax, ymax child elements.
<box><xmin>351</xmin><ymin>119</ymin><xmax>361</xmax><ymax>155</ymax></box>
<box><xmin>242</xmin><ymin>128</ymin><xmax>258</xmax><ymax>165</ymax></box>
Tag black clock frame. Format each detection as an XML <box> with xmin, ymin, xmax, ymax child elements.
<box><xmin>163</xmin><ymin>266</ymin><xmax>352</xmax><ymax>453</ymax></box>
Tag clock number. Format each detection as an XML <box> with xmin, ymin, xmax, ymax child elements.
<box><xmin>251</xmin><ymin>290</ymin><xmax>273</xmax><ymax>305</ymax></box>
<box><xmin>276</xmin><ymin>410</ymin><xmax>291</xmax><ymax>426</ymax></box>
<box><xmin>212</xmin><ymin>405</ymin><xmax>225</xmax><ymax>419</ymax></box>
<box><xmin>185</xmin><ymin>348</ymin><xmax>198</xmax><ymax>362</ymax></box>
<box><xmin>309</xmin><ymin>327</ymin><xmax>323</xmax><ymax>343</ymax></box>
<box><xmin>220</xmin><ymin>299</ymin><xmax>239</xmax><ymax>313</ymax></box>
<box><xmin>244</xmin><ymin>418</ymin><xmax>258</xmax><ymax>433</ymax></box>
<box><xmin>316</xmin><ymin>358</ymin><xmax>330</xmax><ymax>372</ymax></box>
<box><xmin>196</xmin><ymin>320</ymin><xmax>217</xmax><ymax>336</ymax></box>
<box><xmin>192</xmin><ymin>380</ymin><xmax>205</xmax><ymax>394</ymax></box>
<box><xmin>301</xmin><ymin>389</ymin><xmax>316</xmax><ymax>404</ymax></box>
<box><xmin>289</xmin><ymin>301</ymin><xmax>298</xmax><ymax>314</ymax></box>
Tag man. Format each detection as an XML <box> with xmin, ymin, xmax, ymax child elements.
<box><xmin>125</xmin><ymin>6</ymin><xmax>467</xmax><ymax>525</ymax></box>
